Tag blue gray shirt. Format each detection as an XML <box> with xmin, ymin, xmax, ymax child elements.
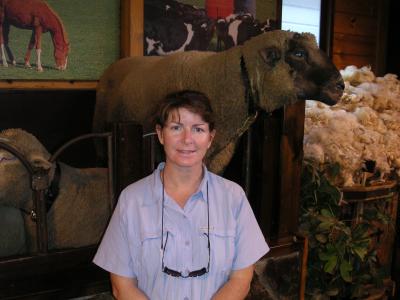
<box><xmin>93</xmin><ymin>163</ymin><xmax>269</xmax><ymax>299</ymax></box>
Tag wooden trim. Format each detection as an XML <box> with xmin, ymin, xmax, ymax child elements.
<box><xmin>121</xmin><ymin>0</ymin><xmax>144</xmax><ymax>58</ymax></box>
<box><xmin>276</xmin><ymin>0</ymin><xmax>282</xmax><ymax>28</ymax></box>
<box><xmin>374</xmin><ymin>0</ymin><xmax>389</xmax><ymax>76</ymax></box>
<box><xmin>0</xmin><ymin>81</ymin><xmax>98</xmax><ymax>90</ymax></box>
<box><xmin>319</xmin><ymin>0</ymin><xmax>335</xmax><ymax>56</ymax></box>
<box><xmin>0</xmin><ymin>0</ymin><xmax>142</xmax><ymax>90</ymax></box>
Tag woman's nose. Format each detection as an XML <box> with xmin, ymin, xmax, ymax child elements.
<box><xmin>183</xmin><ymin>128</ymin><xmax>193</xmax><ymax>143</ymax></box>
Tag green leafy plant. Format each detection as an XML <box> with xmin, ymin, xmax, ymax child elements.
<box><xmin>300</xmin><ymin>161</ymin><xmax>387</xmax><ymax>299</ymax></box>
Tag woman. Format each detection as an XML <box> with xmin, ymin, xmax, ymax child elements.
<box><xmin>93</xmin><ymin>91</ymin><xmax>269</xmax><ymax>299</ymax></box>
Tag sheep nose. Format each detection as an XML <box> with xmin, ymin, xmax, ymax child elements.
<box><xmin>336</xmin><ymin>78</ymin><xmax>345</xmax><ymax>91</ymax></box>
<box><xmin>337</xmin><ymin>81</ymin><xmax>345</xmax><ymax>90</ymax></box>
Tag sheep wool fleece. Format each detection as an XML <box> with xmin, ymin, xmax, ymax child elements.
<box><xmin>93</xmin><ymin>163</ymin><xmax>269</xmax><ymax>300</ymax></box>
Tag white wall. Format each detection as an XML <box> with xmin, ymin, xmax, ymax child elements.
<box><xmin>282</xmin><ymin>0</ymin><xmax>321</xmax><ymax>44</ymax></box>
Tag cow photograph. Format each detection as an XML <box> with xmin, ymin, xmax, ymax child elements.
<box><xmin>144</xmin><ymin>0</ymin><xmax>278</xmax><ymax>55</ymax></box>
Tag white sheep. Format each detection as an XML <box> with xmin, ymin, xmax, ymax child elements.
<box><xmin>0</xmin><ymin>129</ymin><xmax>110</xmax><ymax>252</ymax></box>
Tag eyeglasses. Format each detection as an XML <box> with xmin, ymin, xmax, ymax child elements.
<box><xmin>161</xmin><ymin>173</ymin><xmax>210</xmax><ymax>278</ymax></box>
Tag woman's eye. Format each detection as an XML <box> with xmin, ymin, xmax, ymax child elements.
<box><xmin>170</xmin><ymin>125</ymin><xmax>182</xmax><ymax>131</ymax></box>
<box><xmin>193</xmin><ymin>127</ymin><xmax>205</xmax><ymax>133</ymax></box>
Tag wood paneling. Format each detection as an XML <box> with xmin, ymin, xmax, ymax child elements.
<box><xmin>333</xmin><ymin>34</ymin><xmax>375</xmax><ymax>56</ymax></box>
<box><xmin>331</xmin><ymin>0</ymin><xmax>389</xmax><ymax>74</ymax></box>
<box><xmin>333</xmin><ymin>53</ymin><xmax>375</xmax><ymax>71</ymax></box>
<box><xmin>335</xmin><ymin>0</ymin><xmax>377</xmax><ymax>16</ymax></box>
<box><xmin>334</xmin><ymin>12</ymin><xmax>377</xmax><ymax>36</ymax></box>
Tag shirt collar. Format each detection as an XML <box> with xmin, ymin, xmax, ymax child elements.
<box><xmin>143</xmin><ymin>162</ymin><xmax>209</xmax><ymax>207</ymax></box>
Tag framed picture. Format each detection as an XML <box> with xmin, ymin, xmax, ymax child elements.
<box><xmin>0</xmin><ymin>0</ymin><xmax>125</xmax><ymax>89</ymax></box>
<box><xmin>143</xmin><ymin>0</ymin><xmax>279</xmax><ymax>56</ymax></box>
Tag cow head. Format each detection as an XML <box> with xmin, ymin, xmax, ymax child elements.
<box><xmin>241</xmin><ymin>30</ymin><xmax>344</xmax><ymax>112</ymax></box>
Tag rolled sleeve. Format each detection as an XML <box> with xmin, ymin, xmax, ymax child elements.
<box><xmin>93</xmin><ymin>191</ymin><xmax>136</xmax><ymax>278</ymax></box>
<box><xmin>232</xmin><ymin>192</ymin><xmax>269</xmax><ymax>270</ymax></box>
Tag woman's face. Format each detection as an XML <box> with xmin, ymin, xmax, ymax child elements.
<box><xmin>156</xmin><ymin>107</ymin><xmax>215</xmax><ymax>170</ymax></box>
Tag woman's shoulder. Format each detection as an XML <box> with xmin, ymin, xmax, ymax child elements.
<box><xmin>118</xmin><ymin>172</ymin><xmax>158</xmax><ymax>206</ymax></box>
<box><xmin>207</xmin><ymin>171</ymin><xmax>246</xmax><ymax>198</ymax></box>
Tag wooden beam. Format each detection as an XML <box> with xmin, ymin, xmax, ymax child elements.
<box><xmin>121</xmin><ymin>0</ymin><xmax>144</xmax><ymax>57</ymax></box>
<box><xmin>0</xmin><ymin>81</ymin><xmax>97</xmax><ymax>90</ymax></box>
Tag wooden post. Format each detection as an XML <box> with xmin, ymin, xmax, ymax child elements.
<box><xmin>250</xmin><ymin>101</ymin><xmax>305</xmax><ymax>245</ymax></box>
<box><xmin>112</xmin><ymin>122</ymin><xmax>144</xmax><ymax>197</ymax></box>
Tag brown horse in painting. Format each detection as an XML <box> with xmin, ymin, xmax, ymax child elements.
<box><xmin>0</xmin><ymin>0</ymin><xmax>69</xmax><ymax>71</ymax></box>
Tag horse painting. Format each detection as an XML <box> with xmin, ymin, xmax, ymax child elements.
<box><xmin>0</xmin><ymin>0</ymin><xmax>69</xmax><ymax>71</ymax></box>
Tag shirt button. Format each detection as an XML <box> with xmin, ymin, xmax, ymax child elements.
<box><xmin>185</xmin><ymin>240</ymin><xmax>190</xmax><ymax>246</ymax></box>
<box><xmin>184</xmin><ymin>297</ymin><xmax>189</xmax><ymax>300</ymax></box>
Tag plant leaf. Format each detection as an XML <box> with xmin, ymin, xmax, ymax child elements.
<box><xmin>353</xmin><ymin>246</ymin><xmax>368</xmax><ymax>261</ymax></box>
<box><xmin>324</xmin><ymin>255</ymin><xmax>337</xmax><ymax>274</ymax></box>
<box><xmin>321</xmin><ymin>208</ymin><xmax>333</xmax><ymax>217</ymax></box>
<box><xmin>339</xmin><ymin>260</ymin><xmax>352</xmax><ymax>282</ymax></box>
<box><xmin>318</xmin><ymin>221</ymin><xmax>333</xmax><ymax>231</ymax></box>
<box><xmin>315</xmin><ymin>233</ymin><xmax>328</xmax><ymax>243</ymax></box>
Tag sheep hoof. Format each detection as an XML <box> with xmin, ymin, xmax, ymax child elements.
<box><xmin>2</xmin><ymin>61</ymin><xmax>8</xmax><ymax>67</ymax></box>
<box><xmin>25</xmin><ymin>63</ymin><xmax>32</xmax><ymax>69</ymax></box>
<box><xmin>37</xmin><ymin>66</ymin><xmax>43</xmax><ymax>72</ymax></box>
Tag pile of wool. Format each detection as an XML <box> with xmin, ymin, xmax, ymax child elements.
<box><xmin>304</xmin><ymin>65</ymin><xmax>400</xmax><ymax>186</ymax></box>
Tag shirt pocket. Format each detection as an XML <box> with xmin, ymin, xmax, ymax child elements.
<box><xmin>139</xmin><ymin>228</ymin><xmax>178</xmax><ymax>280</ymax></box>
<box><xmin>208</xmin><ymin>228</ymin><xmax>236</xmax><ymax>274</ymax></box>
<box><xmin>139</xmin><ymin>230</ymin><xmax>163</xmax><ymax>281</ymax></box>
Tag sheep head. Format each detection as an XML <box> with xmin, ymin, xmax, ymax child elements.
<box><xmin>0</xmin><ymin>129</ymin><xmax>52</xmax><ymax>209</ymax></box>
<box><xmin>241</xmin><ymin>30</ymin><xmax>344</xmax><ymax>112</ymax></box>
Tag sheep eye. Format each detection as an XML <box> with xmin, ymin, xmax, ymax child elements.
<box><xmin>0</xmin><ymin>154</ymin><xmax>16</xmax><ymax>163</ymax></box>
<box><xmin>293</xmin><ymin>49</ymin><xmax>306</xmax><ymax>58</ymax></box>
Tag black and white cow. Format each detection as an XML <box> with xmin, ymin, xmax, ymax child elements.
<box><xmin>216</xmin><ymin>13</ymin><xmax>277</xmax><ymax>50</ymax></box>
<box><xmin>144</xmin><ymin>0</ymin><xmax>214</xmax><ymax>55</ymax></box>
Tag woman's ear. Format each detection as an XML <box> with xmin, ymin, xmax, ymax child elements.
<box><xmin>208</xmin><ymin>129</ymin><xmax>216</xmax><ymax>149</ymax></box>
<box><xmin>156</xmin><ymin>124</ymin><xmax>164</xmax><ymax>145</ymax></box>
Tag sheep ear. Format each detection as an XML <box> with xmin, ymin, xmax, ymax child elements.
<box><xmin>293</xmin><ymin>32</ymin><xmax>302</xmax><ymax>39</ymax></box>
<box><xmin>259</xmin><ymin>46</ymin><xmax>281</xmax><ymax>67</ymax></box>
<box><xmin>30</xmin><ymin>154</ymin><xmax>52</xmax><ymax>170</ymax></box>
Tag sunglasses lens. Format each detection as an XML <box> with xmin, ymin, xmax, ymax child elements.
<box><xmin>163</xmin><ymin>267</ymin><xmax>182</xmax><ymax>277</ymax></box>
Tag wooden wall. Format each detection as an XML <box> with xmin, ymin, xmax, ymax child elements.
<box><xmin>331</xmin><ymin>0</ymin><xmax>389</xmax><ymax>75</ymax></box>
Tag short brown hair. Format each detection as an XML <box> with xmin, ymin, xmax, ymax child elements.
<box><xmin>155</xmin><ymin>90</ymin><xmax>215</xmax><ymax>131</ymax></box>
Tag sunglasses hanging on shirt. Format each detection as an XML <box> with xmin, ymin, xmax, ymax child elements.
<box><xmin>160</xmin><ymin>171</ymin><xmax>210</xmax><ymax>278</ymax></box>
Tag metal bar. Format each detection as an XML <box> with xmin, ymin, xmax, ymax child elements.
<box><xmin>107</xmin><ymin>134</ymin><xmax>115</xmax><ymax>211</ymax></box>
<box><xmin>244</xmin><ymin>127</ymin><xmax>252</xmax><ymax>197</ymax></box>
<box><xmin>49</xmin><ymin>132</ymin><xmax>111</xmax><ymax>163</ymax></box>
<box><xmin>33</xmin><ymin>190</ymin><xmax>48</xmax><ymax>253</ymax></box>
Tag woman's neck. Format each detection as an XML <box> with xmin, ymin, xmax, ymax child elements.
<box><xmin>162</xmin><ymin>164</ymin><xmax>204</xmax><ymax>208</ymax></box>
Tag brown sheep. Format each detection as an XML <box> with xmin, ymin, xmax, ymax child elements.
<box><xmin>93</xmin><ymin>30</ymin><xmax>344</xmax><ymax>173</ymax></box>
<box><xmin>0</xmin><ymin>129</ymin><xmax>110</xmax><ymax>252</ymax></box>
